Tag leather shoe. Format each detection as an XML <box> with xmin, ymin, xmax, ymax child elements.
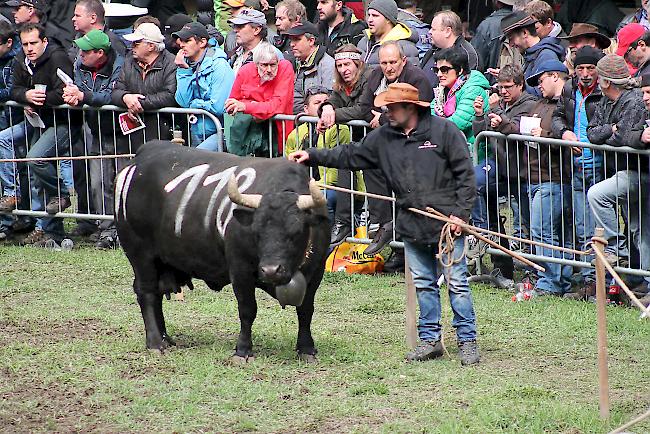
<box><xmin>365</xmin><ymin>221</ymin><xmax>393</xmax><ymax>255</ymax></box>
<box><xmin>330</xmin><ymin>221</ymin><xmax>351</xmax><ymax>246</ymax></box>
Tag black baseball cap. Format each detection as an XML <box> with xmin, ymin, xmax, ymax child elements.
<box><xmin>285</xmin><ymin>22</ymin><xmax>319</xmax><ymax>37</ymax></box>
<box><xmin>6</xmin><ymin>0</ymin><xmax>45</xmax><ymax>9</ymax></box>
<box><xmin>172</xmin><ymin>22</ymin><xmax>209</xmax><ymax>40</ymax></box>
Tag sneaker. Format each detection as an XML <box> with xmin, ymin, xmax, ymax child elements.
<box><xmin>458</xmin><ymin>340</ymin><xmax>480</xmax><ymax>366</ymax></box>
<box><xmin>639</xmin><ymin>293</ymin><xmax>650</xmax><ymax>308</ymax></box>
<box><xmin>490</xmin><ymin>268</ymin><xmax>515</xmax><ymax>291</ymax></box>
<box><xmin>365</xmin><ymin>221</ymin><xmax>393</xmax><ymax>256</ymax></box>
<box><xmin>406</xmin><ymin>340</ymin><xmax>444</xmax><ymax>361</ymax></box>
<box><xmin>382</xmin><ymin>249</ymin><xmax>405</xmax><ymax>273</ymax></box>
<box><xmin>0</xmin><ymin>195</ymin><xmax>20</xmax><ymax>213</ymax></box>
<box><xmin>95</xmin><ymin>234</ymin><xmax>119</xmax><ymax>250</ymax></box>
<box><xmin>45</xmin><ymin>196</ymin><xmax>72</xmax><ymax>215</ymax></box>
<box><xmin>564</xmin><ymin>281</ymin><xmax>596</xmax><ymax>301</ymax></box>
<box><xmin>0</xmin><ymin>229</ymin><xmax>10</xmax><ymax>241</ymax></box>
<box><xmin>329</xmin><ymin>221</ymin><xmax>351</xmax><ymax>246</ymax></box>
<box><xmin>466</xmin><ymin>235</ymin><xmax>481</xmax><ymax>259</ymax></box>
<box><xmin>20</xmin><ymin>228</ymin><xmax>48</xmax><ymax>246</ymax></box>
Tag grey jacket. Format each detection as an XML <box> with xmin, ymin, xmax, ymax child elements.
<box><xmin>293</xmin><ymin>46</ymin><xmax>335</xmax><ymax>113</ymax></box>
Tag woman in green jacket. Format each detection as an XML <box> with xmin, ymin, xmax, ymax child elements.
<box><xmin>431</xmin><ymin>46</ymin><xmax>491</xmax><ymax>161</ymax></box>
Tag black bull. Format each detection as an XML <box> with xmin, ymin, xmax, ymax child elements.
<box><xmin>115</xmin><ymin>141</ymin><xmax>330</xmax><ymax>360</ymax></box>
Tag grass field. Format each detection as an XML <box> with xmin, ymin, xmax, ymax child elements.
<box><xmin>0</xmin><ymin>245</ymin><xmax>649</xmax><ymax>433</ymax></box>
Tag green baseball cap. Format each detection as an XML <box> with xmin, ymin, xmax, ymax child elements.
<box><xmin>74</xmin><ymin>29</ymin><xmax>111</xmax><ymax>51</ymax></box>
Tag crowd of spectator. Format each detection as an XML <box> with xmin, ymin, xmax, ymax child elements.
<box><xmin>0</xmin><ymin>0</ymin><xmax>647</xmax><ymax>306</ymax></box>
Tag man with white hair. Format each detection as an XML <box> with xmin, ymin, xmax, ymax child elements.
<box><xmin>225</xmin><ymin>42</ymin><xmax>295</xmax><ymax>155</ymax></box>
<box><xmin>111</xmin><ymin>22</ymin><xmax>178</xmax><ymax>151</ymax></box>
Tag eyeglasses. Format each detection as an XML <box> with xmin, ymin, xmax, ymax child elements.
<box><xmin>625</xmin><ymin>40</ymin><xmax>640</xmax><ymax>58</ymax></box>
<box><xmin>432</xmin><ymin>65</ymin><xmax>455</xmax><ymax>75</ymax></box>
<box><xmin>496</xmin><ymin>83</ymin><xmax>517</xmax><ymax>92</ymax></box>
<box><xmin>305</xmin><ymin>86</ymin><xmax>331</xmax><ymax>96</ymax></box>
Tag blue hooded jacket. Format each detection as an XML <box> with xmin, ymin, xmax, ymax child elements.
<box><xmin>175</xmin><ymin>46</ymin><xmax>235</xmax><ymax>137</ymax></box>
<box><xmin>523</xmin><ymin>36</ymin><xmax>566</xmax><ymax>97</ymax></box>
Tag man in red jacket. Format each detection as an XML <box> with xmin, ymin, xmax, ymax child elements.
<box><xmin>225</xmin><ymin>41</ymin><xmax>294</xmax><ymax>155</ymax></box>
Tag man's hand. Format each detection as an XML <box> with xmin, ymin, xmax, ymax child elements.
<box><xmin>562</xmin><ymin>130</ymin><xmax>582</xmax><ymax>154</ymax></box>
<box><xmin>123</xmin><ymin>93</ymin><xmax>145</xmax><ymax>113</ymax></box>
<box><xmin>63</xmin><ymin>84</ymin><xmax>83</xmax><ymax>106</ymax></box>
<box><xmin>530</xmin><ymin>126</ymin><xmax>542</xmax><ymax>137</ymax></box>
<box><xmin>260</xmin><ymin>0</ymin><xmax>270</xmax><ymax>9</ymax></box>
<box><xmin>320</xmin><ymin>104</ymin><xmax>336</xmax><ymax>129</ymax></box>
<box><xmin>175</xmin><ymin>49</ymin><xmax>189</xmax><ymax>68</ymax></box>
<box><xmin>449</xmin><ymin>215</ymin><xmax>466</xmax><ymax>236</ymax></box>
<box><xmin>487</xmin><ymin>112</ymin><xmax>502</xmax><ymax>128</ymax></box>
<box><xmin>486</xmin><ymin>67</ymin><xmax>500</xmax><ymax>77</ymax></box>
<box><xmin>612</xmin><ymin>124</ymin><xmax>618</xmax><ymax>134</ymax></box>
<box><xmin>642</xmin><ymin>127</ymin><xmax>650</xmax><ymax>144</ymax></box>
<box><xmin>473</xmin><ymin>95</ymin><xmax>484</xmax><ymax>116</ymax></box>
<box><xmin>288</xmin><ymin>150</ymin><xmax>309</xmax><ymax>163</ymax></box>
<box><xmin>370</xmin><ymin>109</ymin><xmax>381</xmax><ymax>128</ymax></box>
<box><xmin>224</xmin><ymin>98</ymin><xmax>245</xmax><ymax>115</ymax></box>
<box><xmin>488</xmin><ymin>92</ymin><xmax>500</xmax><ymax>108</ymax></box>
<box><xmin>25</xmin><ymin>88</ymin><xmax>45</xmax><ymax>106</ymax></box>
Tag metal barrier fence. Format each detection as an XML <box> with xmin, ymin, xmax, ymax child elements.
<box><xmin>1</xmin><ymin>103</ymin><xmax>648</xmax><ymax>282</ymax></box>
<box><xmin>473</xmin><ymin>130</ymin><xmax>650</xmax><ymax>279</ymax></box>
<box><xmin>0</xmin><ymin>102</ymin><xmax>222</xmax><ymax>226</ymax></box>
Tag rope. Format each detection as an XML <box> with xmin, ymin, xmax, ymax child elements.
<box><xmin>437</xmin><ymin>221</ymin><xmax>466</xmax><ymax>267</ymax></box>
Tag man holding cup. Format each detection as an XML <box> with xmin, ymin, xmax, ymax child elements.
<box><xmin>0</xmin><ymin>23</ymin><xmax>79</xmax><ymax>246</ymax></box>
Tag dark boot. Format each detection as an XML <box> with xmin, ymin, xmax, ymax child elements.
<box><xmin>458</xmin><ymin>340</ymin><xmax>480</xmax><ymax>366</ymax></box>
<box><xmin>405</xmin><ymin>340</ymin><xmax>443</xmax><ymax>361</ymax></box>
<box><xmin>365</xmin><ymin>220</ymin><xmax>393</xmax><ymax>256</ymax></box>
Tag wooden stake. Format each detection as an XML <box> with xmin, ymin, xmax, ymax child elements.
<box><xmin>592</xmin><ymin>228</ymin><xmax>610</xmax><ymax>420</ymax></box>
<box><xmin>404</xmin><ymin>254</ymin><xmax>418</xmax><ymax>350</ymax></box>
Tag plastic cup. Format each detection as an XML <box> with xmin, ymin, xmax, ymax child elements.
<box><xmin>34</xmin><ymin>84</ymin><xmax>47</xmax><ymax>92</ymax></box>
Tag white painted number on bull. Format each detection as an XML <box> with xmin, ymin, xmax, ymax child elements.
<box><xmin>115</xmin><ymin>165</ymin><xmax>137</xmax><ymax>221</ymax></box>
<box><xmin>164</xmin><ymin>164</ymin><xmax>210</xmax><ymax>236</ymax></box>
<box><xmin>164</xmin><ymin>165</ymin><xmax>257</xmax><ymax>237</ymax></box>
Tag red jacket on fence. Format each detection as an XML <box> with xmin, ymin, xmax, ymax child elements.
<box><xmin>228</xmin><ymin>59</ymin><xmax>295</xmax><ymax>152</ymax></box>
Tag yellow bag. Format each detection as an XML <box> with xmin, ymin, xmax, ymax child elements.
<box><xmin>325</xmin><ymin>227</ymin><xmax>384</xmax><ymax>274</ymax></box>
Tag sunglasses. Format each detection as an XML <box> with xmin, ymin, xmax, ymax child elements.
<box><xmin>625</xmin><ymin>40</ymin><xmax>640</xmax><ymax>57</ymax></box>
<box><xmin>432</xmin><ymin>65</ymin><xmax>456</xmax><ymax>74</ymax></box>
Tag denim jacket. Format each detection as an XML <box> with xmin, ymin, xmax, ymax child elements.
<box><xmin>175</xmin><ymin>47</ymin><xmax>235</xmax><ymax>138</ymax></box>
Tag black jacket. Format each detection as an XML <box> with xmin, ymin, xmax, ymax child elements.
<box><xmin>360</xmin><ymin>62</ymin><xmax>433</xmax><ymax>125</ymax></box>
<box><xmin>273</xmin><ymin>33</ymin><xmax>295</xmax><ymax>64</ymax></box>
<box><xmin>470</xmin><ymin>7</ymin><xmax>512</xmax><ymax>73</ymax></box>
<box><xmin>552</xmin><ymin>78</ymin><xmax>603</xmax><ymax>138</ymax></box>
<box><xmin>317</xmin><ymin>7</ymin><xmax>367</xmax><ymax>58</ymax></box>
<box><xmin>306</xmin><ymin>113</ymin><xmax>476</xmax><ymax>244</ymax></box>
<box><xmin>11</xmin><ymin>43</ymin><xmax>77</xmax><ymax>128</ymax></box>
<box><xmin>587</xmin><ymin>88</ymin><xmax>646</xmax><ymax>174</ymax></box>
<box><xmin>112</xmin><ymin>50</ymin><xmax>178</xmax><ymax>112</ymax></box>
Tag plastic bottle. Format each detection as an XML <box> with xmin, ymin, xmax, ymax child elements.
<box><xmin>60</xmin><ymin>238</ymin><xmax>74</xmax><ymax>252</ymax></box>
<box><xmin>607</xmin><ymin>277</ymin><xmax>621</xmax><ymax>305</ymax></box>
<box><xmin>43</xmin><ymin>239</ymin><xmax>61</xmax><ymax>251</ymax></box>
<box><xmin>511</xmin><ymin>282</ymin><xmax>535</xmax><ymax>302</ymax></box>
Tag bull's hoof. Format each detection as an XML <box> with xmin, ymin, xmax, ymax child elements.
<box><xmin>146</xmin><ymin>335</ymin><xmax>176</xmax><ymax>354</ymax></box>
<box><xmin>229</xmin><ymin>354</ymin><xmax>255</xmax><ymax>365</ymax></box>
<box><xmin>297</xmin><ymin>353</ymin><xmax>318</xmax><ymax>364</ymax></box>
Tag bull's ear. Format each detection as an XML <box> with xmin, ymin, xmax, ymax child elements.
<box><xmin>233</xmin><ymin>208</ymin><xmax>254</xmax><ymax>227</ymax></box>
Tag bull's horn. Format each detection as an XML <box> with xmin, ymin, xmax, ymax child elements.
<box><xmin>227</xmin><ymin>175</ymin><xmax>262</xmax><ymax>209</ymax></box>
<box><xmin>296</xmin><ymin>179</ymin><xmax>327</xmax><ymax>210</ymax></box>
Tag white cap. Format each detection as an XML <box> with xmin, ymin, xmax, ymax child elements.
<box><xmin>124</xmin><ymin>23</ymin><xmax>164</xmax><ymax>44</ymax></box>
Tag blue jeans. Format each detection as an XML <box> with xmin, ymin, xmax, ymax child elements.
<box><xmin>192</xmin><ymin>132</ymin><xmax>222</xmax><ymax>152</ymax></box>
<box><xmin>404</xmin><ymin>237</ymin><xmax>477</xmax><ymax>342</ymax></box>
<box><xmin>587</xmin><ymin>170</ymin><xmax>650</xmax><ymax>288</ymax></box>
<box><xmin>529</xmin><ymin>182</ymin><xmax>572</xmax><ymax>294</ymax></box>
<box><xmin>571</xmin><ymin>165</ymin><xmax>603</xmax><ymax>282</ymax></box>
<box><xmin>26</xmin><ymin>124</ymin><xmax>77</xmax><ymax>237</ymax></box>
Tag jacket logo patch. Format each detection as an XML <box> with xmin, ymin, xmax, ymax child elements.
<box><xmin>418</xmin><ymin>141</ymin><xmax>437</xmax><ymax>149</ymax></box>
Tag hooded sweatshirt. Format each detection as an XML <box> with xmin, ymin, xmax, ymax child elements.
<box><xmin>523</xmin><ymin>36</ymin><xmax>566</xmax><ymax>97</ymax></box>
<box><xmin>356</xmin><ymin>22</ymin><xmax>419</xmax><ymax>69</ymax></box>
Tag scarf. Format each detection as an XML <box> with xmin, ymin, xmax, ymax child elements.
<box><xmin>433</xmin><ymin>74</ymin><xmax>467</xmax><ymax>118</ymax></box>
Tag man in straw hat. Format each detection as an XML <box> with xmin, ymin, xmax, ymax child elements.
<box><xmin>289</xmin><ymin>82</ymin><xmax>480</xmax><ymax>365</ymax></box>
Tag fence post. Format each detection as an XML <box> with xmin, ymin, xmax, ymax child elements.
<box><xmin>592</xmin><ymin>227</ymin><xmax>610</xmax><ymax>420</ymax></box>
